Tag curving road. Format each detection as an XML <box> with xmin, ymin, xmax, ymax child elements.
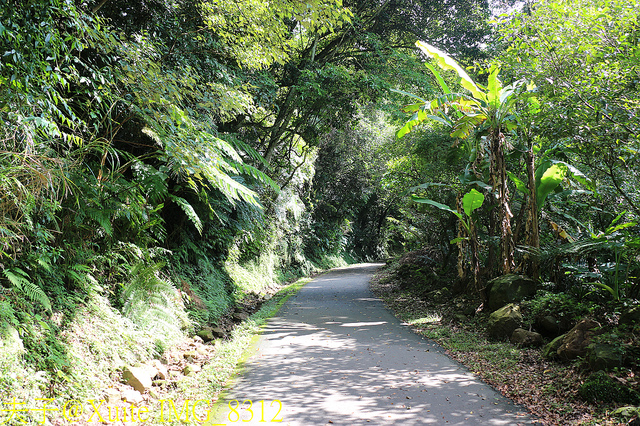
<box><xmin>211</xmin><ymin>264</ymin><xmax>534</xmax><ymax>426</ymax></box>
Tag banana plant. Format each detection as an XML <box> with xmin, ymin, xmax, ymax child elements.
<box><xmin>412</xmin><ymin>189</ymin><xmax>485</xmax><ymax>294</ymax></box>
<box><xmin>395</xmin><ymin>41</ymin><xmax>534</xmax><ymax>275</ymax></box>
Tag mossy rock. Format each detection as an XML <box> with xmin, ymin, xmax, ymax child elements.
<box><xmin>542</xmin><ymin>334</ymin><xmax>565</xmax><ymax>359</ymax></box>
<box><xmin>611</xmin><ymin>406</ymin><xmax>640</xmax><ymax>420</ymax></box>
<box><xmin>579</xmin><ymin>371</ymin><xmax>640</xmax><ymax>404</ymax></box>
<box><xmin>586</xmin><ymin>343</ymin><xmax>623</xmax><ymax>371</ymax></box>
<box><xmin>487</xmin><ymin>304</ymin><xmax>522</xmax><ymax>339</ymax></box>
<box><xmin>486</xmin><ymin>274</ymin><xmax>537</xmax><ymax>312</ymax></box>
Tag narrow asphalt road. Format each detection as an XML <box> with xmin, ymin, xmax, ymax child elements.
<box><xmin>211</xmin><ymin>264</ymin><xmax>533</xmax><ymax>426</ymax></box>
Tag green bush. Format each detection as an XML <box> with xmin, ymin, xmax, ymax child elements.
<box><xmin>579</xmin><ymin>370</ymin><xmax>640</xmax><ymax>404</ymax></box>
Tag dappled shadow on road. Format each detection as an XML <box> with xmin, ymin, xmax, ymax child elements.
<box><xmin>212</xmin><ymin>264</ymin><xmax>531</xmax><ymax>426</ymax></box>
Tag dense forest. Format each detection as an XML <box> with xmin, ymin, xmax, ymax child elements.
<box><xmin>1</xmin><ymin>0</ymin><xmax>639</xmax><ymax>423</ymax></box>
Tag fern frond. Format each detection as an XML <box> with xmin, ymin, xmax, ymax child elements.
<box><xmin>169</xmin><ymin>195</ymin><xmax>203</xmax><ymax>234</ymax></box>
<box><xmin>122</xmin><ymin>262</ymin><xmax>174</xmax><ymax>319</ymax></box>
<box><xmin>3</xmin><ymin>268</ymin><xmax>52</xmax><ymax>312</ymax></box>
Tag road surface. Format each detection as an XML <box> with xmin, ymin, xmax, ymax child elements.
<box><xmin>210</xmin><ymin>263</ymin><xmax>533</xmax><ymax>425</ymax></box>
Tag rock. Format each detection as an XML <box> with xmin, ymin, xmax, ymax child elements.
<box><xmin>557</xmin><ymin>319</ymin><xmax>600</xmax><ymax>361</ymax></box>
<box><xmin>122</xmin><ymin>366</ymin><xmax>153</xmax><ymax>393</ymax></box>
<box><xmin>611</xmin><ymin>406</ymin><xmax>640</xmax><ymax>420</ymax></box>
<box><xmin>153</xmin><ymin>380</ymin><xmax>168</xmax><ymax>387</ymax></box>
<box><xmin>149</xmin><ymin>389</ymin><xmax>161</xmax><ymax>400</ymax></box>
<box><xmin>620</xmin><ymin>305</ymin><xmax>640</xmax><ymax>326</ymax></box>
<box><xmin>233</xmin><ymin>312</ymin><xmax>250</xmax><ymax>322</ymax></box>
<box><xmin>486</xmin><ymin>274</ymin><xmax>537</xmax><ymax>312</ymax></box>
<box><xmin>453</xmin><ymin>313</ymin><xmax>468</xmax><ymax>323</ymax></box>
<box><xmin>196</xmin><ymin>346</ymin><xmax>210</xmax><ymax>356</ymax></box>
<box><xmin>193</xmin><ymin>335</ymin><xmax>204</xmax><ymax>343</ymax></box>
<box><xmin>537</xmin><ymin>315</ymin><xmax>561</xmax><ymax>337</ymax></box>
<box><xmin>586</xmin><ymin>343</ymin><xmax>623</xmax><ymax>371</ymax></box>
<box><xmin>183</xmin><ymin>351</ymin><xmax>198</xmax><ymax>360</ymax></box>
<box><xmin>579</xmin><ymin>370</ymin><xmax>640</xmax><ymax>404</ymax></box>
<box><xmin>197</xmin><ymin>328</ymin><xmax>215</xmax><ymax>343</ymax></box>
<box><xmin>183</xmin><ymin>364</ymin><xmax>202</xmax><ymax>376</ymax></box>
<box><xmin>487</xmin><ymin>304</ymin><xmax>522</xmax><ymax>339</ymax></box>
<box><xmin>542</xmin><ymin>334</ymin><xmax>565</xmax><ymax>359</ymax></box>
<box><xmin>148</xmin><ymin>359</ymin><xmax>169</xmax><ymax>380</ymax></box>
<box><xmin>121</xmin><ymin>389</ymin><xmax>144</xmax><ymax>405</ymax></box>
<box><xmin>211</xmin><ymin>327</ymin><xmax>225</xmax><ymax>338</ymax></box>
<box><xmin>104</xmin><ymin>388</ymin><xmax>121</xmax><ymax>404</ymax></box>
<box><xmin>510</xmin><ymin>328</ymin><xmax>543</xmax><ymax>347</ymax></box>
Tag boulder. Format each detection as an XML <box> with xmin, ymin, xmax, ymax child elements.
<box><xmin>197</xmin><ymin>328</ymin><xmax>215</xmax><ymax>343</ymax></box>
<box><xmin>122</xmin><ymin>366</ymin><xmax>153</xmax><ymax>393</ymax></box>
<box><xmin>557</xmin><ymin>319</ymin><xmax>599</xmax><ymax>361</ymax></box>
<box><xmin>536</xmin><ymin>315</ymin><xmax>561</xmax><ymax>337</ymax></box>
<box><xmin>486</xmin><ymin>274</ymin><xmax>537</xmax><ymax>312</ymax></box>
<box><xmin>487</xmin><ymin>304</ymin><xmax>522</xmax><ymax>339</ymax></box>
<box><xmin>510</xmin><ymin>328</ymin><xmax>543</xmax><ymax>347</ymax></box>
<box><xmin>542</xmin><ymin>334</ymin><xmax>565</xmax><ymax>359</ymax></box>
<box><xmin>620</xmin><ymin>305</ymin><xmax>640</xmax><ymax>326</ymax></box>
<box><xmin>586</xmin><ymin>343</ymin><xmax>623</xmax><ymax>371</ymax></box>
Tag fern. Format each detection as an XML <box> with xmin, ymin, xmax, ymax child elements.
<box><xmin>121</xmin><ymin>262</ymin><xmax>176</xmax><ymax>325</ymax></box>
<box><xmin>81</xmin><ymin>207</ymin><xmax>114</xmax><ymax>237</ymax></box>
<box><xmin>169</xmin><ymin>195</ymin><xmax>203</xmax><ymax>234</ymax></box>
<box><xmin>3</xmin><ymin>267</ymin><xmax>52</xmax><ymax>312</ymax></box>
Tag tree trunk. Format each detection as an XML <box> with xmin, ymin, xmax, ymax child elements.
<box><xmin>490</xmin><ymin>131</ymin><xmax>514</xmax><ymax>275</ymax></box>
<box><xmin>524</xmin><ymin>146</ymin><xmax>540</xmax><ymax>280</ymax></box>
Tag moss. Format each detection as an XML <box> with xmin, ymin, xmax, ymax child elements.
<box><xmin>578</xmin><ymin>371</ymin><xmax>640</xmax><ymax>404</ymax></box>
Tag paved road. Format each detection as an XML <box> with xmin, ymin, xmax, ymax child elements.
<box><xmin>211</xmin><ymin>264</ymin><xmax>533</xmax><ymax>425</ymax></box>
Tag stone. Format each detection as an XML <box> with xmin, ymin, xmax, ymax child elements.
<box><xmin>233</xmin><ymin>312</ymin><xmax>250</xmax><ymax>322</ymax></box>
<box><xmin>557</xmin><ymin>319</ymin><xmax>600</xmax><ymax>361</ymax></box>
<box><xmin>611</xmin><ymin>406</ymin><xmax>640</xmax><ymax>420</ymax></box>
<box><xmin>510</xmin><ymin>328</ymin><xmax>543</xmax><ymax>347</ymax></box>
<box><xmin>620</xmin><ymin>305</ymin><xmax>640</xmax><ymax>326</ymax></box>
<box><xmin>486</xmin><ymin>274</ymin><xmax>537</xmax><ymax>312</ymax></box>
<box><xmin>148</xmin><ymin>389</ymin><xmax>161</xmax><ymax>400</ymax></box>
<box><xmin>183</xmin><ymin>364</ymin><xmax>202</xmax><ymax>376</ymax></box>
<box><xmin>453</xmin><ymin>313</ymin><xmax>468</xmax><ymax>323</ymax></box>
<box><xmin>537</xmin><ymin>315</ymin><xmax>561</xmax><ymax>337</ymax></box>
<box><xmin>122</xmin><ymin>366</ymin><xmax>153</xmax><ymax>393</ymax></box>
<box><xmin>148</xmin><ymin>359</ymin><xmax>169</xmax><ymax>380</ymax></box>
<box><xmin>586</xmin><ymin>343</ymin><xmax>623</xmax><ymax>371</ymax></box>
<box><xmin>121</xmin><ymin>389</ymin><xmax>144</xmax><ymax>405</ymax></box>
<box><xmin>104</xmin><ymin>388</ymin><xmax>121</xmax><ymax>404</ymax></box>
<box><xmin>183</xmin><ymin>351</ymin><xmax>198</xmax><ymax>360</ymax></box>
<box><xmin>193</xmin><ymin>335</ymin><xmax>204</xmax><ymax>343</ymax></box>
<box><xmin>211</xmin><ymin>327</ymin><xmax>225</xmax><ymax>338</ymax></box>
<box><xmin>487</xmin><ymin>304</ymin><xmax>522</xmax><ymax>339</ymax></box>
<box><xmin>197</xmin><ymin>328</ymin><xmax>215</xmax><ymax>343</ymax></box>
<box><xmin>542</xmin><ymin>334</ymin><xmax>565</xmax><ymax>359</ymax></box>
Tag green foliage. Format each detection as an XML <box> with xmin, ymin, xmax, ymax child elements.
<box><xmin>579</xmin><ymin>371</ymin><xmax>640</xmax><ymax>404</ymax></box>
<box><xmin>523</xmin><ymin>290</ymin><xmax>592</xmax><ymax>326</ymax></box>
<box><xmin>2</xmin><ymin>268</ymin><xmax>52</xmax><ymax>312</ymax></box>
